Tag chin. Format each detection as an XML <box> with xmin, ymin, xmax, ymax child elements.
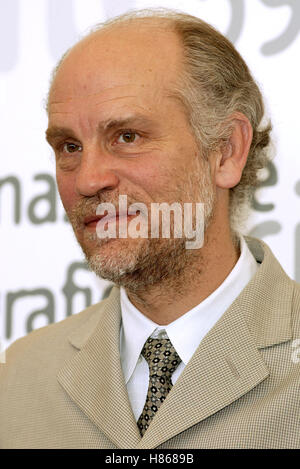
<box><xmin>85</xmin><ymin>252</ymin><xmax>140</xmax><ymax>284</ymax></box>
<box><xmin>83</xmin><ymin>237</ymin><xmax>147</xmax><ymax>280</ymax></box>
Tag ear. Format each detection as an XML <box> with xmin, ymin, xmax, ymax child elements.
<box><xmin>215</xmin><ymin>112</ymin><xmax>253</xmax><ymax>189</ymax></box>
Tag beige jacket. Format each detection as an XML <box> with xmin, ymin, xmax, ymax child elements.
<box><xmin>0</xmin><ymin>236</ymin><xmax>299</xmax><ymax>448</ymax></box>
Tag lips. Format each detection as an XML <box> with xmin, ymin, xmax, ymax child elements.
<box><xmin>84</xmin><ymin>213</ymin><xmax>117</xmax><ymax>227</ymax></box>
<box><xmin>83</xmin><ymin>212</ymin><xmax>132</xmax><ymax>228</ymax></box>
<box><xmin>83</xmin><ymin>215</ymin><xmax>103</xmax><ymax>225</ymax></box>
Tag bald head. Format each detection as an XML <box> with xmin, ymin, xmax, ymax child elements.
<box><xmin>48</xmin><ymin>17</ymin><xmax>184</xmax><ymax>113</ymax></box>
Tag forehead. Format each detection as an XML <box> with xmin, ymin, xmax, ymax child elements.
<box><xmin>49</xmin><ymin>23</ymin><xmax>183</xmax><ymax>110</ymax></box>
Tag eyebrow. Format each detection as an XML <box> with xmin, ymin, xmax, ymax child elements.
<box><xmin>45</xmin><ymin>127</ymin><xmax>78</xmax><ymax>144</ymax></box>
<box><xmin>46</xmin><ymin>114</ymin><xmax>156</xmax><ymax>144</ymax></box>
<box><xmin>100</xmin><ymin>113</ymin><xmax>156</xmax><ymax>130</ymax></box>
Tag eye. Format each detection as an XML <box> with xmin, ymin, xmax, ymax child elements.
<box><xmin>116</xmin><ymin>131</ymin><xmax>139</xmax><ymax>144</ymax></box>
<box><xmin>62</xmin><ymin>142</ymin><xmax>82</xmax><ymax>154</ymax></box>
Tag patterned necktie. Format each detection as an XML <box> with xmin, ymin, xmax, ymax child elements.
<box><xmin>137</xmin><ymin>336</ymin><xmax>182</xmax><ymax>437</ymax></box>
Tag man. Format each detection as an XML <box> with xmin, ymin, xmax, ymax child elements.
<box><xmin>0</xmin><ymin>9</ymin><xmax>299</xmax><ymax>449</ymax></box>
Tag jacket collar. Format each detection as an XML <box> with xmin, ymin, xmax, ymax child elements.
<box><xmin>57</xmin><ymin>287</ymin><xmax>141</xmax><ymax>448</ymax></box>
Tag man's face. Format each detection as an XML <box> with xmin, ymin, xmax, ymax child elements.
<box><xmin>47</xmin><ymin>24</ymin><xmax>215</xmax><ymax>289</ymax></box>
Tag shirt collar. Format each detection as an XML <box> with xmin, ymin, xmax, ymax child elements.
<box><xmin>120</xmin><ymin>288</ymin><xmax>158</xmax><ymax>383</ymax></box>
<box><xmin>120</xmin><ymin>235</ymin><xmax>258</xmax><ymax>383</ymax></box>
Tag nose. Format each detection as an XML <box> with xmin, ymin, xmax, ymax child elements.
<box><xmin>75</xmin><ymin>146</ymin><xmax>120</xmax><ymax>197</ymax></box>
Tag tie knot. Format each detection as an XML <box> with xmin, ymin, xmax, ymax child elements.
<box><xmin>141</xmin><ymin>337</ymin><xmax>181</xmax><ymax>379</ymax></box>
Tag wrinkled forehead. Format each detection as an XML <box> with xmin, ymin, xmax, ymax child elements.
<box><xmin>48</xmin><ymin>24</ymin><xmax>183</xmax><ymax>109</ymax></box>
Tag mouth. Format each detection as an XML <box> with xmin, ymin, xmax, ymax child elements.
<box><xmin>83</xmin><ymin>212</ymin><xmax>135</xmax><ymax>229</ymax></box>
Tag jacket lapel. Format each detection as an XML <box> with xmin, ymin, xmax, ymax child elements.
<box><xmin>57</xmin><ymin>286</ymin><xmax>141</xmax><ymax>448</ymax></box>
<box><xmin>137</xmin><ymin>237</ymin><xmax>294</xmax><ymax>448</ymax></box>
<box><xmin>137</xmin><ymin>297</ymin><xmax>270</xmax><ymax>448</ymax></box>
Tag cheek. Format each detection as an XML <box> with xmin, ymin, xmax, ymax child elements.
<box><xmin>56</xmin><ymin>171</ymin><xmax>78</xmax><ymax>213</ymax></box>
<box><xmin>134</xmin><ymin>157</ymin><xmax>174</xmax><ymax>190</ymax></box>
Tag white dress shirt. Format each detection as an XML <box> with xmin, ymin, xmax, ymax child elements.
<box><xmin>119</xmin><ymin>236</ymin><xmax>259</xmax><ymax>421</ymax></box>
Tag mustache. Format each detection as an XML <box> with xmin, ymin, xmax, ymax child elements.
<box><xmin>66</xmin><ymin>193</ymin><xmax>144</xmax><ymax>228</ymax></box>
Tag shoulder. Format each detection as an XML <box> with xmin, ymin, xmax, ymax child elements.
<box><xmin>0</xmin><ymin>293</ymin><xmax>113</xmax><ymax>378</ymax></box>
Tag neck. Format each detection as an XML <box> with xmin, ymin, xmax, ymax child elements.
<box><xmin>125</xmin><ymin>217</ymin><xmax>240</xmax><ymax>325</ymax></box>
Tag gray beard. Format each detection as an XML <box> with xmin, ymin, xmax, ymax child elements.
<box><xmin>84</xmin><ymin>236</ymin><xmax>192</xmax><ymax>292</ymax></box>
<box><xmin>81</xmin><ymin>198</ymin><xmax>215</xmax><ymax>293</ymax></box>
